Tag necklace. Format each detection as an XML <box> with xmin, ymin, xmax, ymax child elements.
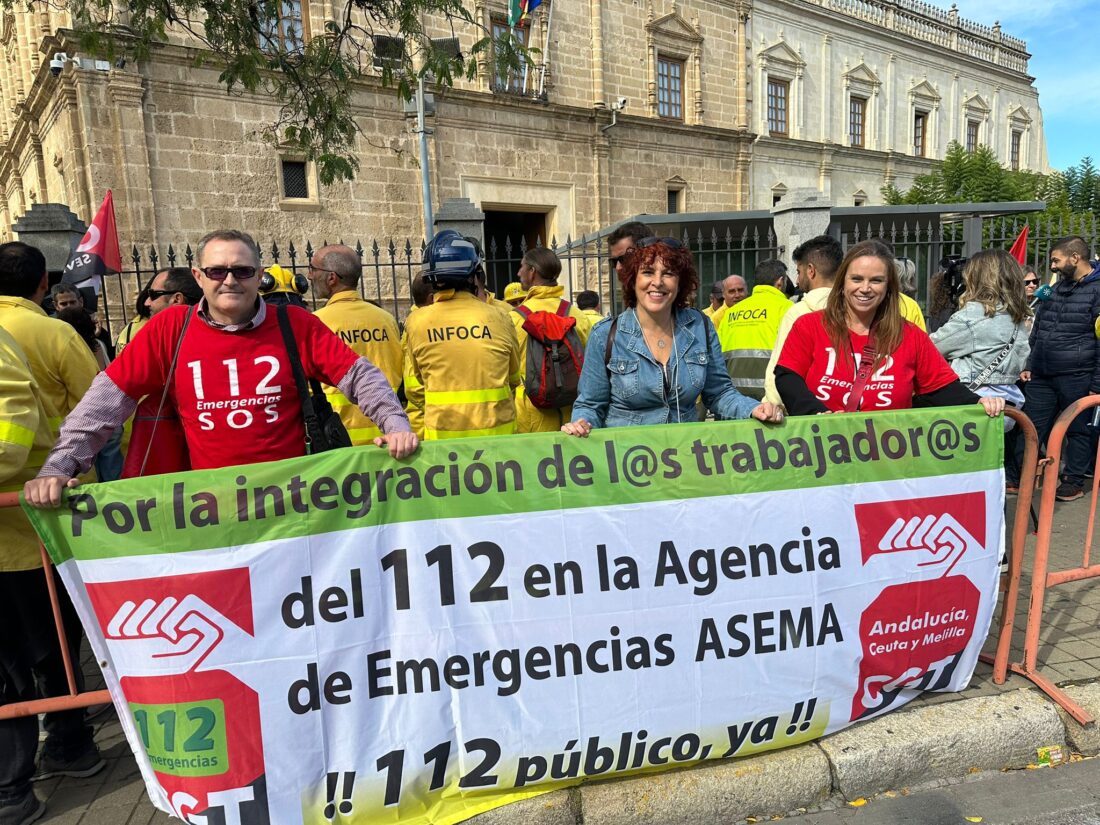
<box><xmin>640</xmin><ymin>317</ymin><xmax>675</xmax><ymax>354</ymax></box>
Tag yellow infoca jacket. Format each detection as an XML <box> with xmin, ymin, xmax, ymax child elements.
<box><xmin>716</xmin><ymin>284</ymin><xmax>793</xmax><ymax>400</ymax></box>
<box><xmin>0</xmin><ymin>296</ymin><xmax>97</xmax><ymax>435</ymax></box>
<box><xmin>405</xmin><ymin>289</ymin><xmax>522</xmax><ymax>439</ymax></box>
<box><xmin>313</xmin><ymin>290</ymin><xmax>403</xmax><ymax>444</ymax></box>
<box><xmin>401</xmin><ymin>307</ymin><xmax>425</xmax><ymax>439</ymax></box>
<box><xmin>510</xmin><ymin>285</ymin><xmax>593</xmax><ymax>433</ymax></box>
<box><xmin>0</xmin><ymin>326</ymin><xmax>57</xmax><ymax>571</ymax></box>
<box><xmin>581</xmin><ymin>308</ymin><xmax>605</xmax><ymax>326</ymax></box>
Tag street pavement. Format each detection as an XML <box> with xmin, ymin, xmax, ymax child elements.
<box><xmin>792</xmin><ymin>753</ymin><xmax>1100</xmax><ymax>824</ymax></box>
<box><xmin>29</xmin><ymin>487</ymin><xmax>1100</xmax><ymax>824</ymax></box>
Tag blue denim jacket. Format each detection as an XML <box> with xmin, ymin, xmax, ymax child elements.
<box><xmin>572</xmin><ymin>307</ymin><xmax>759</xmax><ymax>428</ymax></box>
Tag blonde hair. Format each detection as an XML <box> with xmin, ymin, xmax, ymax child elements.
<box><xmin>823</xmin><ymin>240</ymin><xmax>903</xmax><ymax>371</ymax></box>
<box><xmin>960</xmin><ymin>249</ymin><xmax>1030</xmax><ymax>323</ymax></box>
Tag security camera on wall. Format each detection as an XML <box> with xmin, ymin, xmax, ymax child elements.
<box><xmin>49</xmin><ymin>52</ymin><xmax>68</xmax><ymax>77</ymax></box>
<box><xmin>611</xmin><ymin>97</ymin><xmax>628</xmax><ymax>111</ymax></box>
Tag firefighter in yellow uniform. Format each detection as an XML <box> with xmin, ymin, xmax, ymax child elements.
<box><xmin>401</xmin><ymin>274</ymin><xmax>435</xmax><ymax>439</ymax></box>
<box><xmin>503</xmin><ymin>282</ymin><xmax>527</xmax><ymax>308</ymax></box>
<box><xmin>511</xmin><ymin>248</ymin><xmax>592</xmax><ymax>432</ymax></box>
<box><xmin>307</xmin><ymin>245</ymin><xmax>403</xmax><ymax>445</ymax></box>
<box><xmin>716</xmin><ymin>260</ymin><xmax>792</xmax><ymax>400</ymax></box>
<box><xmin>405</xmin><ymin>232</ymin><xmax>522</xmax><ymax>439</ymax></box>
<box><xmin>0</xmin><ymin>243</ymin><xmax>97</xmax><ymax>442</ymax></box>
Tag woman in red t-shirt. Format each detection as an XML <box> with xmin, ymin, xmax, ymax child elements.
<box><xmin>775</xmin><ymin>239</ymin><xmax>1005</xmax><ymax>417</ymax></box>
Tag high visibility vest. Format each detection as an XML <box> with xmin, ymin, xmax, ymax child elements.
<box><xmin>716</xmin><ymin>285</ymin><xmax>792</xmax><ymax>399</ymax></box>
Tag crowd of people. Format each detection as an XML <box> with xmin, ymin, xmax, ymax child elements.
<box><xmin>1</xmin><ymin>223</ymin><xmax>1100</xmax><ymax>824</ymax></box>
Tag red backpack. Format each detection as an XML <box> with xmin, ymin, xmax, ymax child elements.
<box><xmin>514</xmin><ymin>300</ymin><xmax>585</xmax><ymax>409</ymax></box>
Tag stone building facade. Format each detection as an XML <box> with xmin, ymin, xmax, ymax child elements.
<box><xmin>0</xmin><ymin>0</ymin><xmax>1044</xmax><ymax>258</ymax></box>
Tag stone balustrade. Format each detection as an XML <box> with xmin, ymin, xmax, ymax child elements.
<box><xmin>816</xmin><ymin>0</ymin><xmax>1029</xmax><ymax>73</ymax></box>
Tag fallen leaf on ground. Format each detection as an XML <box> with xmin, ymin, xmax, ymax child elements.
<box><xmin>848</xmin><ymin>799</ymin><xmax>867</xmax><ymax>807</ymax></box>
<box><xmin>965</xmin><ymin>817</ymin><xmax>983</xmax><ymax>823</ymax></box>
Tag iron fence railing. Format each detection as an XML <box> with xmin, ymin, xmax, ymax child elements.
<box><xmin>554</xmin><ymin>221</ymin><xmax>780</xmax><ymax>316</ymax></box>
<box><xmin>93</xmin><ymin>206</ymin><xmax>1098</xmax><ymax>344</ymax></box>
<box><xmin>99</xmin><ymin>239</ymin><xmax>428</xmax><ymax>338</ymax></box>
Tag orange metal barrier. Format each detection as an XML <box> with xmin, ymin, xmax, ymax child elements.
<box><xmin>981</xmin><ymin>408</ymin><xmax>1043</xmax><ymax>684</ymax></box>
<box><xmin>985</xmin><ymin>400</ymin><xmax>1099</xmax><ymax>726</ymax></box>
<box><xmin>0</xmin><ymin>490</ymin><xmax>112</xmax><ymax>720</ymax></box>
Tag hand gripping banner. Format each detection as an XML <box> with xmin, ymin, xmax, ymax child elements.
<box><xmin>24</xmin><ymin>407</ymin><xmax>1005</xmax><ymax>825</ymax></box>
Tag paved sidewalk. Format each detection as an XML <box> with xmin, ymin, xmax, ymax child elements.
<box><xmin>31</xmin><ymin>490</ymin><xmax>1100</xmax><ymax>824</ymax></box>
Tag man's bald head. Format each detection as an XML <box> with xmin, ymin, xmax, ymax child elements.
<box><xmin>310</xmin><ymin>244</ymin><xmax>361</xmax><ymax>300</ymax></box>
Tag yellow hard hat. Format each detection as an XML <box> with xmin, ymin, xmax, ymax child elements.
<box><xmin>504</xmin><ymin>282</ymin><xmax>527</xmax><ymax>304</ymax></box>
<box><xmin>260</xmin><ymin>264</ymin><xmax>308</xmax><ymax>295</ymax></box>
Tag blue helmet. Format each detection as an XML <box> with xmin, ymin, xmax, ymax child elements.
<box><xmin>423</xmin><ymin>230</ymin><xmax>482</xmax><ymax>288</ymax></box>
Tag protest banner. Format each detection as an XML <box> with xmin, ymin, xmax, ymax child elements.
<box><xmin>24</xmin><ymin>407</ymin><xmax>1004</xmax><ymax>825</ymax></box>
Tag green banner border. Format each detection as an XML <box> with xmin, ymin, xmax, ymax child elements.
<box><xmin>24</xmin><ymin>407</ymin><xmax>1001</xmax><ymax>563</ymax></box>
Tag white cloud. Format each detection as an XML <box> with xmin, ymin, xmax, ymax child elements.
<box><xmin>951</xmin><ymin>0</ymin><xmax>1094</xmax><ymax>29</ymax></box>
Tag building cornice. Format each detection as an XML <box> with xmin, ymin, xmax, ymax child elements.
<box><xmin>756</xmin><ymin>0</ymin><xmax>1034</xmax><ymax>83</ymax></box>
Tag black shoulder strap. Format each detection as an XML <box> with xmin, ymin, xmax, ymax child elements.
<box><xmin>276</xmin><ymin>305</ymin><xmax>323</xmax><ymax>445</ymax></box>
<box><xmin>138</xmin><ymin>305</ymin><xmax>195</xmax><ymax>476</ymax></box>
<box><xmin>603</xmin><ymin>316</ymin><xmax>619</xmax><ymax>371</ymax></box>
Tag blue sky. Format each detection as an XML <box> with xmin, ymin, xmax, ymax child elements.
<box><xmin>954</xmin><ymin>0</ymin><xmax>1097</xmax><ymax>172</ymax></box>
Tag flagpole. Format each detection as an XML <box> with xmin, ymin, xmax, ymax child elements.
<box><xmin>537</xmin><ymin>0</ymin><xmax>553</xmax><ymax>97</ymax></box>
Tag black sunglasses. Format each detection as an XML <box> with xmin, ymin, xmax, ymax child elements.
<box><xmin>636</xmin><ymin>236</ymin><xmax>684</xmax><ymax>250</ymax></box>
<box><xmin>1024</xmin><ymin>278</ymin><xmax>1039</xmax><ymax>286</ymax></box>
<box><xmin>200</xmin><ymin>266</ymin><xmax>258</xmax><ymax>281</ymax></box>
<box><xmin>146</xmin><ymin>289</ymin><xmax>177</xmax><ymax>300</ymax></box>
<box><xmin>610</xmin><ymin>237</ymin><xmax>685</xmax><ymax>268</ymax></box>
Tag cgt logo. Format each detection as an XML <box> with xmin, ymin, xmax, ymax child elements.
<box><xmin>87</xmin><ymin>569</ymin><xmax>268</xmax><ymax>824</ymax></box>
<box><xmin>87</xmin><ymin>568</ymin><xmax>255</xmax><ymax>676</ymax></box>
<box><xmin>849</xmin><ymin>492</ymin><xmax>987</xmax><ymax>722</ymax></box>
<box><xmin>854</xmin><ymin>492</ymin><xmax>986</xmax><ymax>576</ymax></box>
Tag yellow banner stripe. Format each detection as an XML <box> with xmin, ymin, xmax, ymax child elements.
<box><xmin>424</xmin><ymin>387</ymin><xmax>512</xmax><ymax>405</ymax></box>
<box><xmin>424</xmin><ymin>421</ymin><xmax>516</xmax><ymax>439</ymax></box>
<box><xmin>0</xmin><ymin>420</ymin><xmax>35</xmax><ymax>448</ymax></box>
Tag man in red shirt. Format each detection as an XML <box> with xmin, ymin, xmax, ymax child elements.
<box><xmin>25</xmin><ymin>230</ymin><xmax>416</xmax><ymax>506</ymax></box>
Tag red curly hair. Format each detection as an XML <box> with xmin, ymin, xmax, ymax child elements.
<box><xmin>618</xmin><ymin>241</ymin><xmax>699</xmax><ymax>310</ymax></box>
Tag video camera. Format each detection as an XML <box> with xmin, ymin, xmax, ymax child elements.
<box><xmin>939</xmin><ymin>255</ymin><xmax>968</xmax><ymax>303</ymax></box>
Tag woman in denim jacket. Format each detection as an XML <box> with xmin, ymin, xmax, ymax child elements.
<box><xmin>930</xmin><ymin>249</ymin><xmax>1031</xmax><ymax>412</ymax></box>
<box><xmin>562</xmin><ymin>238</ymin><xmax>784</xmax><ymax>434</ymax></box>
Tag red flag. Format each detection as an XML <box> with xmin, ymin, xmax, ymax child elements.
<box><xmin>61</xmin><ymin>190</ymin><xmax>122</xmax><ymax>288</ymax></box>
<box><xmin>1008</xmin><ymin>225</ymin><xmax>1029</xmax><ymax>266</ymax></box>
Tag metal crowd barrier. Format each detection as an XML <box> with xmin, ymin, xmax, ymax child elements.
<box><xmin>984</xmin><ymin>401</ymin><xmax>1099</xmax><ymax>726</ymax></box>
<box><xmin>0</xmin><ymin>491</ymin><xmax>112</xmax><ymax>720</ymax></box>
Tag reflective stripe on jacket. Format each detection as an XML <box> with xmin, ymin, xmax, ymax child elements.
<box><xmin>404</xmin><ymin>289</ymin><xmax>522</xmax><ymax>439</ymax></box>
<box><xmin>0</xmin><ymin>326</ymin><xmax>56</xmax><ymax>571</ymax></box>
<box><xmin>313</xmin><ymin>291</ymin><xmax>403</xmax><ymax>445</ymax></box>
<box><xmin>0</xmin><ymin>296</ymin><xmax>97</xmax><ymax>434</ymax></box>
<box><xmin>716</xmin><ymin>284</ymin><xmax>792</xmax><ymax>400</ymax></box>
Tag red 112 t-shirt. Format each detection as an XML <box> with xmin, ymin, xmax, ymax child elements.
<box><xmin>108</xmin><ymin>305</ymin><xmax>359</xmax><ymax>469</ymax></box>
<box><xmin>776</xmin><ymin>312</ymin><xmax>958</xmax><ymax>412</ymax></box>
